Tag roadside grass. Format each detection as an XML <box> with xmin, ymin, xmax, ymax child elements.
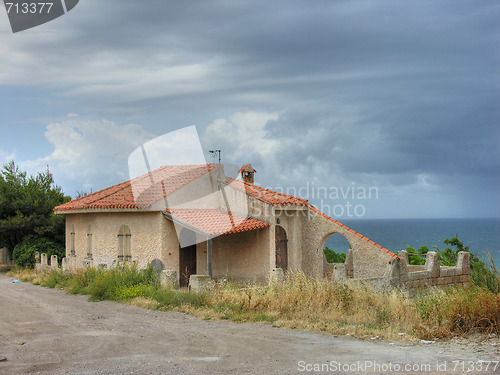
<box><xmin>7</xmin><ymin>267</ymin><xmax>499</xmax><ymax>342</ymax></box>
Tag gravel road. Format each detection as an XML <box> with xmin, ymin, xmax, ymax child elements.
<box><xmin>0</xmin><ymin>274</ymin><xmax>498</xmax><ymax>374</ymax></box>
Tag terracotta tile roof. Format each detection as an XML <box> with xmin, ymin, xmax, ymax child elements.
<box><xmin>54</xmin><ymin>164</ymin><xmax>216</xmax><ymax>211</ymax></box>
<box><xmin>54</xmin><ymin>163</ymin><xmax>397</xmax><ymax>259</ymax></box>
<box><xmin>225</xmin><ymin>177</ymin><xmax>309</xmax><ymax>206</ymax></box>
<box><xmin>167</xmin><ymin>209</ymin><xmax>270</xmax><ymax>236</ymax></box>
<box><xmin>225</xmin><ymin>177</ymin><xmax>397</xmax><ymax>259</ymax></box>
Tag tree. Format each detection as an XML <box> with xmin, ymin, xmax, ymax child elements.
<box><xmin>0</xmin><ymin>161</ymin><xmax>70</xmax><ymax>260</ymax></box>
<box><xmin>13</xmin><ymin>235</ymin><xmax>64</xmax><ymax>268</ymax></box>
<box><xmin>323</xmin><ymin>246</ymin><xmax>346</xmax><ymax>263</ymax></box>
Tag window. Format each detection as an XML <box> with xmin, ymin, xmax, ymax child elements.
<box><xmin>86</xmin><ymin>225</ymin><xmax>93</xmax><ymax>260</ymax></box>
<box><xmin>70</xmin><ymin>224</ymin><xmax>76</xmax><ymax>256</ymax></box>
<box><xmin>117</xmin><ymin>225</ymin><xmax>131</xmax><ymax>261</ymax></box>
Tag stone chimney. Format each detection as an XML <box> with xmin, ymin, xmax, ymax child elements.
<box><xmin>240</xmin><ymin>164</ymin><xmax>256</xmax><ymax>184</ymax></box>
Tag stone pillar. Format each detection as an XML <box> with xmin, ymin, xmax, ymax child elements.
<box><xmin>62</xmin><ymin>257</ymin><xmax>68</xmax><ymax>272</ymax></box>
<box><xmin>188</xmin><ymin>275</ymin><xmax>213</xmax><ymax>293</ymax></box>
<box><xmin>331</xmin><ymin>264</ymin><xmax>347</xmax><ymax>283</ymax></box>
<box><xmin>398</xmin><ymin>250</ymin><xmax>409</xmax><ymax>264</ymax></box>
<box><xmin>269</xmin><ymin>268</ymin><xmax>285</xmax><ymax>285</ymax></box>
<box><xmin>345</xmin><ymin>249</ymin><xmax>354</xmax><ymax>278</ymax></box>
<box><xmin>159</xmin><ymin>270</ymin><xmax>179</xmax><ymax>290</ymax></box>
<box><xmin>425</xmin><ymin>252</ymin><xmax>440</xmax><ymax>278</ymax></box>
<box><xmin>389</xmin><ymin>257</ymin><xmax>408</xmax><ymax>288</ymax></box>
<box><xmin>456</xmin><ymin>251</ymin><xmax>471</xmax><ymax>275</ymax></box>
<box><xmin>35</xmin><ymin>251</ymin><xmax>40</xmax><ymax>264</ymax></box>
<box><xmin>50</xmin><ymin>255</ymin><xmax>58</xmax><ymax>269</ymax></box>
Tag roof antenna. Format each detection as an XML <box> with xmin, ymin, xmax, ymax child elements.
<box><xmin>209</xmin><ymin>149</ymin><xmax>221</xmax><ymax>164</ymax></box>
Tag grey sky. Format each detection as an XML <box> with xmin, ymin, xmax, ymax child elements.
<box><xmin>0</xmin><ymin>0</ymin><xmax>498</xmax><ymax>218</ymax></box>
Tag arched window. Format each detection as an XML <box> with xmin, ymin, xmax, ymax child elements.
<box><xmin>86</xmin><ymin>225</ymin><xmax>93</xmax><ymax>260</ymax></box>
<box><xmin>70</xmin><ymin>224</ymin><xmax>76</xmax><ymax>256</ymax></box>
<box><xmin>117</xmin><ymin>225</ymin><xmax>131</xmax><ymax>261</ymax></box>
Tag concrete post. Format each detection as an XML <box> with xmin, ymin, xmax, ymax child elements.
<box><xmin>62</xmin><ymin>257</ymin><xmax>68</xmax><ymax>272</ymax></box>
<box><xmin>331</xmin><ymin>264</ymin><xmax>347</xmax><ymax>283</ymax></box>
<box><xmin>50</xmin><ymin>255</ymin><xmax>58</xmax><ymax>269</ymax></box>
<box><xmin>456</xmin><ymin>251</ymin><xmax>470</xmax><ymax>275</ymax></box>
<box><xmin>269</xmin><ymin>268</ymin><xmax>285</xmax><ymax>285</ymax></box>
<box><xmin>398</xmin><ymin>250</ymin><xmax>409</xmax><ymax>265</ymax></box>
<box><xmin>188</xmin><ymin>275</ymin><xmax>213</xmax><ymax>293</ymax></box>
<box><xmin>425</xmin><ymin>252</ymin><xmax>440</xmax><ymax>278</ymax></box>
<box><xmin>345</xmin><ymin>249</ymin><xmax>354</xmax><ymax>277</ymax></box>
<box><xmin>159</xmin><ymin>270</ymin><xmax>180</xmax><ymax>290</ymax></box>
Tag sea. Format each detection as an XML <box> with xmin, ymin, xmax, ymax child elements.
<box><xmin>324</xmin><ymin>218</ymin><xmax>500</xmax><ymax>267</ymax></box>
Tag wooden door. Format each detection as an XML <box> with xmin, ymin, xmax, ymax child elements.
<box><xmin>179</xmin><ymin>243</ymin><xmax>196</xmax><ymax>287</ymax></box>
<box><xmin>275</xmin><ymin>225</ymin><xmax>288</xmax><ymax>271</ymax></box>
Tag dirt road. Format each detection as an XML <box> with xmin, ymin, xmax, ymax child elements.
<box><xmin>0</xmin><ymin>275</ymin><xmax>498</xmax><ymax>374</ymax></box>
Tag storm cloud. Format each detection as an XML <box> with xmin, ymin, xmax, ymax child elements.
<box><xmin>0</xmin><ymin>0</ymin><xmax>498</xmax><ymax>218</ymax></box>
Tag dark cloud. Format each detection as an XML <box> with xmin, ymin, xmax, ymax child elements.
<box><xmin>1</xmin><ymin>0</ymin><xmax>498</xmax><ymax>217</ymax></box>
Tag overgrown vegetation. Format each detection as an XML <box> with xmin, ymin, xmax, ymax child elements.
<box><xmin>0</xmin><ymin>161</ymin><xmax>69</xmax><ymax>265</ymax></box>
<box><xmin>10</xmin><ymin>264</ymin><xmax>204</xmax><ymax>309</ymax></box>
<box><xmin>12</xmin><ymin>235</ymin><xmax>64</xmax><ymax>268</ymax></box>
<box><xmin>403</xmin><ymin>237</ymin><xmax>500</xmax><ymax>294</ymax></box>
<box><xmin>323</xmin><ymin>246</ymin><xmax>346</xmax><ymax>263</ymax></box>
<box><xmin>325</xmin><ymin>237</ymin><xmax>500</xmax><ymax>294</ymax></box>
<box><xmin>8</xmin><ymin>263</ymin><xmax>500</xmax><ymax>342</ymax></box>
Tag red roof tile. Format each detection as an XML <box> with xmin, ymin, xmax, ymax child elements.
<box><xmin>225</xmin><ymin>177</ymin><xmax>309</xmax><ymax>206</ymax></box>
<box><xmin>54</xmin><ymin>163</ymin><xmax>397</xmax><ymax>259</ymax></box>
<box><xmin>54</xmin><ymin>164</ymin><xmax>216</xmax><ymax>211</ymax></box>
<box><xmin>167</xmin><ymin>209</ymin><xmax>270</xmax><ymax>236</ymax></box>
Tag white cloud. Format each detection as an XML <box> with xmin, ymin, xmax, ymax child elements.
<box><xmin>203</xmin><ymin>111</ymin><xmax>279</xmax><ymax>161</ymax></box>
<box><xmin>0</xmin><ymin>148</ymin><xmax>15</xmax><ymax>165</ymax></box>
<box><xmin>21</xmin><ymin>116</ymin><xmax>153</xmax><ymax>193</ymax></box>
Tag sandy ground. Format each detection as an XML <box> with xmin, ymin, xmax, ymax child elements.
<box><xmin>0</xmin><ymin>274</ymin><xmax>498</xmax><ymax>375</ymax></box>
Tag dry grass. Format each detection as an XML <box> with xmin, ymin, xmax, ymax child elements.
<box><xmin>183</xmin><ymin>271</ymin><xmax>422</xmax><ymax>341</ymax></box>
<box><xmin>7</xmin><ymin>268</ymin><xmax>499</xmax><ymax>342</ymax></box>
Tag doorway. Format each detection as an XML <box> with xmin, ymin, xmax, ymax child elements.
<box><xmin>179</xmin><ymin>229</ymin><xmax>197</xmax><ymax>287</ymax></box>
<box><xmin>275</xmin><ymin>225</ymin><xmax>288</xmax><ymax>271</ymax></box>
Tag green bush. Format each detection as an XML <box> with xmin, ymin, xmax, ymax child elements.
<box><xmin>403</xmin><ymin>237</ymin><xmax>500</xmax><ymax>294</ymax></box>
<box><xmin>12</xmin><ymin>235</ymin><xmax>64</xmax><ymax>268</ymax></box>
<box><xmin>323</xmin><ymin>247</ymin><xmax>346</xmax><ymax>263</ymax></box>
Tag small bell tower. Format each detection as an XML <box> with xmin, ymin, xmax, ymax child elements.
<box><xmin>240</xmin><ymin>164</ymin><xmax>256</xmax><ymax>184</ymax></box>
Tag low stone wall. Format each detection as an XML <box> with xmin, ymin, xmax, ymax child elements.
<box><xmin>328</xmin><ymin>250</ymin><xmax>471</xmax><ymax>292</ymax></box>
<box><xmin>398</xmin><ymin>250</ymin><xmax>470</xmax><ymax>290</ymax></box>
<box><xmin>35</xmin><ymin>252</ymin><xmax>60</xmax><ymax>272</ymax></box>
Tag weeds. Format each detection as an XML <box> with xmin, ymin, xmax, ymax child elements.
<box><xmin>7</xmin><ymin>267</ymin><xmax>499</xmax><ymax>342</ymax></box>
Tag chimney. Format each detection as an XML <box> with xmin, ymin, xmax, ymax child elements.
<box><xmin>240</xmin><ymin>164</ymin><xmax>256</xmax><ymax>184</ymax></box>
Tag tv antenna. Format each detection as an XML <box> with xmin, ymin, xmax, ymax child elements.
<box><xmin>209</xmin><ymin>149</ymin><xmax>221</xmax><ymax>164</ymax></box>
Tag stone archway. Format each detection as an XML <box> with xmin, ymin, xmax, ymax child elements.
<box><xmin>319</xmin><ymin>232</ymin><xmax>353</xmax><ymax>279</ymax></box>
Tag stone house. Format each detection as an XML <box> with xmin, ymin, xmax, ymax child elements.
<box><xmin>54</xmin><ymin>163</ymin><xmax>468</xmax><ymax>288</ymax></box>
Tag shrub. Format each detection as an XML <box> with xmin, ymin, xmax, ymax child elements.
<box><xmin>13</xmin><ymin>235</ymin><xmax>64</xmax><ymax>268</ymax></box>
<box><xmin>323</xmin><ymin>247</ymin><xmax>346</xmax><ymax>263</ymax></box>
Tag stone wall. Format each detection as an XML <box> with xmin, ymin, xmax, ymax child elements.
<box><xmin>328</xmin><ymin>250</ymin><xmax>471</xmax><ymax>292</ymax></box>
<box><xmin>64</xmin><ymin>211</ymin><xmax>165</xmax><ymax>269</ymax></box>
<box><xmin>35</xmin><ymin>252</ymin><xmax>60</xmax><ymax>272</ymax></box>
<box><xmin>305</xmin><ymin>206</ymin><xmax>398</xmax><ymax>280</ymax></box>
